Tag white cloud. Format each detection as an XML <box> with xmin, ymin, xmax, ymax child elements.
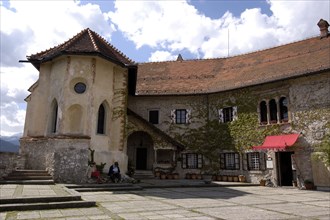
<box><xmin>148</xmin><ymin>51</ymin><xmax>177</xmax><ymax>62</ymax></box>
<box><xmin>0</xmin><ymin>0</ymin><xmax>115</xmax><ymax>136</ymax></box>
<box><xmin>109</xmin><ymin>0</ymin><xmax>330</xmax><ymax>59</ymax></box>
<box><xmin>1</xmin><ymin>0</ymin><xmax>329</xmax><ymax>136</ymax></box>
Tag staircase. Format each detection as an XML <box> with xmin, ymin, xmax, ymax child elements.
<box><xmin>66</xmin><ymin>183</ymin><xmax>143</xmax><ymax>192</ymax></box>
<box><xmin>0</xmin><ymin>169</ymin><xmax>54</xmax><ymax>184</ymax></box>
<box><xmin>0</xmin><ymin>195</ymin><xmax>96</xmax><ymax>212</ymax></box>
<box><xmin>133</xmin><ymin>170</ymin><xmax>155</xmax><ymax>180</ymax></box>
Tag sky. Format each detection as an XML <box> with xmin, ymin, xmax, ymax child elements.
<box><xmin>0</xmin><ymin>0</ymin><xmax>329</xmax><ymax>137</ymax></box>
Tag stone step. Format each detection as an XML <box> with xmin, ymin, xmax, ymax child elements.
<box><xmin>13</xmin><ymin>169</ymin><xmax>49</xmax><ymax>174</ymax></box>
<box><xmin>66</xmin><ymin>183</ymin><xmax>143</xmax><ymax>192</ymax></box>
<box><xmin>0</xmin><ymin>200</ymin><xmax>96</xmax><ymax>212</ymax></box>
<box><xmin>9</xmin><ymin>172</ymin><xmax>50</xmax><ymax>176</ymax></box>
<box><xmin>133</xmin><ymin>170</ymin><xmax>155</xmax><ymax>180</ymax></box>
<box><xmin>0</xmin><ymin>195</ymin><xmax>82</xmax><ymax>204</ymax></box>
<box><xmin>0</xmin><ymin>179</ymin><xmax>55</xmax><ymax>185</ymax></box>
<box><xmin>66</xmin><ymin>183</ymin><xmax>134</xmax><ymax>189</ymax></box>
<box><xmin>4</xmin><ymin>175</ymin><xmax>53</xmax><ymax>180</ymax></box>
<box><xmin>72</xmin><ymin>186</ymin><xmax>143</xmax><ymax>192</ymax></box>
<box><xmin>0</xmin><ymin>195</ymin><xmax>96</xmax><ymax>212</ymax></box>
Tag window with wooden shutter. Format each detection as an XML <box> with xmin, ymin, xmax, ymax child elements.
<box><xmin>182</xmin><ymin>153</ymin><xmax>202</xmax><ymax>169</ymax></box>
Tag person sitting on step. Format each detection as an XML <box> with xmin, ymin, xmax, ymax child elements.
<box><xmin>108</xmin><ymin>161</ymin><xmax>121</xmax><ymax>183</ymax></box>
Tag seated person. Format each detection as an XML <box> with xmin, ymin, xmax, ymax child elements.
<box><xmin>108</xmin><ymin>162</ymin><xmax>121</xmax><ymax>183</ymax></box>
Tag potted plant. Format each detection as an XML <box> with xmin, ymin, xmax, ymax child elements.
<box><xmin>238</xmin><ymin>175</ymin><xmax>246</xmax><ymax>182</ymax></box>
<box><xmin>259</xmin><ymin>179</ymin><xmax>266</xmax><ymax>186</ymax></box>
<box><xmin>160</xmin><ymin>172</ymin><xmax>167</xmax><ymax>180</ymax></box>
<box><xmin>304</xmin><ymin>179</ymin><xmax>315</xmax><ymax>190</ymax></box>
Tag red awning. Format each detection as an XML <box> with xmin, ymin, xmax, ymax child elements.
<box><xmin>252</xmin><ymin>134</ymin><xmax>299</xmax><ymax>151</ymax></box>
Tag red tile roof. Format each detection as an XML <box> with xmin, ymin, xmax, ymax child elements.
<box><xmin>136</xmin><ymin>36</ymin><xmax>330</xmax><ymax>95</ymax></box>
<box><xmin>27</xmin><ymin>28</ymin><xmax>134</xmax><ymax>69</ymax></box>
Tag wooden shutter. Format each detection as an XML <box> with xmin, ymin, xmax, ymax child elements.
<box><xmin>197</xmin><ymin>154</ymin><xmax>203</xmax><ymax>169</ymax></box>
<box><xmin>181</xmin><ymin>153</ymin><xmax>187</xmax><ymax>169</ymax></box>
<box><xmin>234</xmin><ymin>153</ymin><xmax>240</xmax><ymax>170</ymax></box>
<box><xmin>218</xmin><ymin>109</ymin><xmax>224</xmax><ymax>123</ymax></box>
<box><xmin>242</xmin><ymin>153</ymin><xmax>248</xmax><ymax>170</ymax></box>
<box><xmin>186</xmin><ymin>109</ymin><xmax>192</xmax><ymax>124</ymax></box>
<box><xmin>233</xmin><ymin>106</ymin><xmax>238</xmax><ymax>121</ymax></box>
<box><xmin>260</xmin><ymin>152</ymin><xmax>266</xmax><ymax>170</ymax></box>
<box><xmin>220</xmin><ymin>153</ymin><xmax>225</xmax><ymax>169</ymax></box>
<box><xmin>170</xmin><ymin>109</ymin><xmax>176</xmax><ymax>124</ymax></box>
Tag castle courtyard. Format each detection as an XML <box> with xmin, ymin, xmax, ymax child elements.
<box><xmin>1</xmin><ymin>182</ymin><xmax>329</xmax><ymax>220</ymax></box>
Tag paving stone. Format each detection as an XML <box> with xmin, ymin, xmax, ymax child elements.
<box><xmin>39</xmin><ymin>209</ymin><xmax>63</xmax><ymax>218</ymax></box>
<box><xmin>17</xmin><ymin>211</ymin><xmax>41</xmax><ymax>219</ymax></box>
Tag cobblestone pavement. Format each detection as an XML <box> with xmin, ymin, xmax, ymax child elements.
<box><xmin>1</xmin><ymin>186</ymin><xmax>330</xmax><ymax>220</ymax></box>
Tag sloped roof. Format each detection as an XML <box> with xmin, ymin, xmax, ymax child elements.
<box><xmin>136</xmin><ymin>36</ymin><xmax>330</xmax><ymax>95</ymax></box>
<box><xmin>127</xmin><ymin>108</ymin><xmax>185</xmax><ymax>149</ymax></box>
<box><xmin>27</xmin><ymin>28</ymin><xmax>134</xmax><ymax>69</ymax></box>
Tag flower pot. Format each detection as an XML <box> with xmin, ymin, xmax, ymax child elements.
<box><xmin>304</xmin><ymin>183</ymin><xmax>314</xmax><ymax>190</ymax></box>
<box><xmin>260</xmin><ymin>179</ymin><xmax>266</xmax><ymax>186</ymax></box>
<box><xmin>196</xmin><ymin>174</ymin><xmax>202</xmax><ymax>179</ymax></box>
<box><xmin>191</xmin><ymin>173</ymin><xmax>197</xmax><ymax>180</ymax></box>
<box><xmin>155</xmin><ymin>171</ymin><xmax>161</xmax><ymax>177</ymax></box>
<box><xmin>160</xmin><ymin>174</ymin><xmax>167</xmax><ymax>180</ymax></box>
<box><xmin>227</xmin><ymin>176</ymin><xmax>233</xmax><ymax>182</ymax></box>
<box><xmin>222</xmin><ymin>175</ymin><xmax>228</xmax><ymax>181</ymax></box>
<box><xmin>216</xmin><ymin>175</ymin><xmax>222</xmax><ymax>181</ymax></box>
<box><xmin>292</xmin><ymin>180</ymin><xmax>297</xmax><ymax>187</ymax></box>
<box><xmin>185</xmin><ymin>173</ymin><xmax>191</xmax><ymax>179</ymax></box>
<box><xmin>233</xmin><ymin>176</ymin><xmax>239</xmax><ymax>182</ymax></box>
<box><xmin>173</xmin><ymin>173</ymin><xmax>179</xmax><ymax>179</ymax></box>
<box><xmin>203</xmin><ymin>174</ymin><xmax>213</xmax><ymax>184</ymax></box>
<box><xmin>238</xmin><ymin>175</ymin><xmax>246</xmax><ymax>182</ymax></box>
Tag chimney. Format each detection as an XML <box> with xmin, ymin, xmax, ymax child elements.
<box><xmin>317</xmin><ymin>19</ymin><xmax>330</xmax><ymax>38</ymax></box>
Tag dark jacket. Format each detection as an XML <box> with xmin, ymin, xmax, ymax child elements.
<box><xmin>108</xmin><ymin>164</ymin><xmax>120</xmax><ymax>176</ymax></box>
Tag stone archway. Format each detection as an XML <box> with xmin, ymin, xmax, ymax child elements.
<box><xmin>127</xmin><ymin>131</ymin><xmax>154</xmax><ymax>171</ymax></box>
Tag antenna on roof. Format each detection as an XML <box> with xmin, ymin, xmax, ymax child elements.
<box><xmin>227</xmin><ymin>28</ymin><xmax>230</xmax><ymax>57</ymax></box>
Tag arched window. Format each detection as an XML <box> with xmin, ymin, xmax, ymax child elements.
<box><xmin>51</xmin><ymin>100</ymin><xmax>58</xmax><ymax>133</ymax></box>
<box><xmin>269</xmin><ymin>99</ymin><xmax>277</xmax><ymax>123</ymax></box>
<box><xmin>279</xmin><ymin>97</ymin><xmax>288</xmax><ymax>122</ymax></box>
<box><xmin>259</xmin><ymin>101</ymin><xmax>267</xmax><ymax>124</ymax></box>
<box><xmin>97</xmin><ymin>104</ymin><xmax>105</xmax><ymax>134</ymax></box>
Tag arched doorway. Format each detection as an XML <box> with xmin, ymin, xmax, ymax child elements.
<box><xmin>127</xmin><ymin>131</ymin><xmax>154</xmax><ymax>170</ymax></box>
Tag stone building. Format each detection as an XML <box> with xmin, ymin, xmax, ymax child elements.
<box><xmin>19</xmin><ymin>20</ymin><xmax>329</xmax><ymax>186</ymax></box>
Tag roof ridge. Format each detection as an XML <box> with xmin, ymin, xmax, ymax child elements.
<box><xmin>87</xmin><ymin>29</ymin><xmax>100</xmax><ymax>52</ymax></box>
<box><xmin>88</xmin><ymin>29</ymin><xmax>134</xmax><ymax>63</ymax></box>
<box><xmin>138</xmin><ymin>34</ymin><xmax>321</xmax><ymax>65</ymax></box>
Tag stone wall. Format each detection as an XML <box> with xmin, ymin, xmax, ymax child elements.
<box><xmin>53</xmin><ymin>147</ymin><xmax>89</xmax><ymax>183</ymax></box>
<box><xmin>0</xmin><ymin>152</ymin><xmax>25</xmax><ymax>179</ymax></box>
<box><xmin>20</xmin><ymin>136</ymin><xmax>90</xmax><ymax>183</ymax></box>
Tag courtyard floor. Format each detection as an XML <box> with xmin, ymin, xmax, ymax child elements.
<box><xmin>1</xmin><ymin>181</ymin><xmax>329</xmax><ymax>219</ymax></box>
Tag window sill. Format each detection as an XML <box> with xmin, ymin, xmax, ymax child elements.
<box><xmin>259</xmin><ymin>121</ymin><xmax>291</xmax><ymax>127</ymax></box>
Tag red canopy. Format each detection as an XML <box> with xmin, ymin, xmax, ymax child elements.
<box><xmin>252</xmin><ymin>134</ymin><xmax>299</xmax><ymax>151</ymax></box>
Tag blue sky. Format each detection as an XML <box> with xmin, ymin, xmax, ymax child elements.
<box><xmin>1</xmin><ymin>0</ymin><xmax>329</xmax><ymax>136</ymax></box>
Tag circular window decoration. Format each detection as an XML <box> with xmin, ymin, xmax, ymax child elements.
<box><xmin>74</xmin><ymin>82</ymin><xmax>86</xmax><ymax>94</ymax></box>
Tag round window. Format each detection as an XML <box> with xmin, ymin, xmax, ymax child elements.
<box><xmin>74</xmin><ymin>82</ymin><xmax>86</xmax><ymax>94</ymax></box>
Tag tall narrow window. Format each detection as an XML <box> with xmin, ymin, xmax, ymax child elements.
<box><xmin>269</xmin><ymin>99</ymin><xmax>277</xmax><ymax>123</ymax></box>
<box><xmin>260</xmin><ymin>101</ymin><xmax>267</xmax><ymax>124</ymax></box>
<box><xmin>279</xmin><ymin>97</ymin><xmax>288</xmax><ymax>122</ymax></box>
<box><xmin>175</xmin><ymin>109</ymin><xmax>187</xmax><ymax>124</ymax></box>
<box><xmin>51</xmin><ymin>101</ymin><xmax>58</xmax><ymax>133</ymax></box>
<box><xmin>149</xmin><ymin>110</ymin><xmax>159</xmax><ymax>124</ymax></box>
<box><xmin>182</xmin><ymin>153</ymin><xmax>203</xmax><ymax>169</ymax></box>
<box><xmin>97</xmin><ymin>104</ymin><xmax>105</xmax><ymax>134</ymax></box>
<box><xmin>247</xmin><ymin>152</ymin><xmax>260</xmax><ymax>170</ymax></box>
<box><xmin>220</xmin><ymin>153</ymin><xmax>240</xmax><ymax>170</ymax></box>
